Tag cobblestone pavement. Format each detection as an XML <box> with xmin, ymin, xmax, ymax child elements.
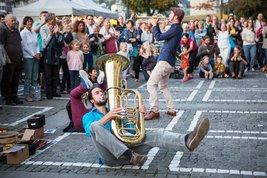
<box><xmin>0</xmin><ymin>71</ymin><xmax>267</xmax><ymax>178</ymax></box>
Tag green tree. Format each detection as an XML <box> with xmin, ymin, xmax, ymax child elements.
<box><xmin>227</xmin><ymin>0</ymin><xmax>267</xmax><ymax>19</ymax></box>
<box><xmin>121</xmin><ymin>0</ymin><xmax>178</xmax><ymax>16</ymax></box>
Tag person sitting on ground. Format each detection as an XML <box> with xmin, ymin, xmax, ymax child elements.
<box><xmin>199</xmin><ymin>56</ymin><xmax>213</xmax><ymax>79</ymax></box>
<box><xmin>82</xmin><ymin>86</ymin><xmax>210</xmax><ymax>167</ymax></box>
<box><xmin>213</xmin><ymin>56</ymin><xmax>228</xmax><ymax>78</ymax></box>
<box><xmin>228</xmin><ymin>45</ymin><xmax>247</xmax><ymax>79</ymax></box>
<box><xmin>63</xmin><ymin>69</ymin><xmax>105</xmax><ymax>132</ymax></box>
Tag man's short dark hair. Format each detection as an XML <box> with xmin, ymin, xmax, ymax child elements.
<box><xmin>87</xmin><ymin>86</ymin><xmax>99</xmax><ymax>103</ymax></box>
<box><xmin>86</xmin><ymin>15</ymin><xmax>94</xmax><ymax>19</ymax></box>
<box><xmin>40</xmin><ymin>11</ymin><xmax>48</xmax><ymax>16</ymax></box>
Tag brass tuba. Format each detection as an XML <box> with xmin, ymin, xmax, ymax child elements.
<box><xmin>96</xmin><ymin>54</ymin><xmax>145</xmax><ymax>145</ymax></box>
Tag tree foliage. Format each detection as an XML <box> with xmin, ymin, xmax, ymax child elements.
<box><xmin>121</xmin><ymin>0</ymin><xmax>178</xmax><ymax>16</ymax></box>
<box><xmin>227</xmin><ymin>0</ymin><xmax>266</xmax><ymax>19</ymax></box>
<box><xmin>193</xmin><ymin>0</ymin><xmax>217</xmax><ymax>11</ymax></box>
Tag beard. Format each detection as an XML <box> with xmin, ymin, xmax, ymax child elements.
<box><xmin>95</xmin><ymin>100</ymin><xmax>107</xmax><ymax>106</ymax></box>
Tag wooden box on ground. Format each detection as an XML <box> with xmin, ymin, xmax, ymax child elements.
<box><xmin>2</xmin><ymin>144</ymin><xmax>29</xmax><ymax>164</ymax></box>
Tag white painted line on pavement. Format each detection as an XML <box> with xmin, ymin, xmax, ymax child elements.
<box><xmin>130</xmin><ymin>98</ymin><xmax>187</xmax><ymax>102</ymax></box>
<box><xmin>168</xmin><ymin>167</ymin><xmax>266</xmax><ymax>176</ymax></box>
<box><xmin>202</xmin><ymin>90</ymin><xmax>212</xmax><ymax>101</ymax></box>
<box><xmin>188</xmin><ymin>111</ymin><xmax>202</xmax><ymax>132</ymax></box>
<box><xmin>0</xmin><ymin>106</ymin><xmax>53</xmax><ymax>126</ymax></box>
<box><xmin>208</xmin><ymin>99</ymin><xmax>267</xmax><ymax>103</ymax></box>
<box><xmin>187</xmin><ymin>90</ymin><xmax>198</xmax><ymax>101</ymax></box>
<box><xmin>209</xmin><ymin>80</ymin><xmax>216</xmax><ymax>89</ymax></box>
<box><xmin>138</xmin><ymin>83</ymin><xmax>147</xmax><ymax>89</ymax></box>
<box><xmin>212</xmin><ymin>88</ymin><xmax>267</xmax><ymax>92</ymax></box>
<box><xmin>141</xmin><ymin>147</ymin><xmax>160</xmax><ymax>169</ymax></box>
<box><xmin>165</xmin><ymin>110</ymin><xmax>184</xmax><ymax>131</ymax></box>
<box><xmin>209</xmin><ymin>130</ymin><xmax>267</xmax><ymax>135</ymax></box>
<box><xmin>196</xmin><ymin>80</ymin><xmax>204</xmax><ymax>89</ymax></box>
<box><xmin>206</xmin><ymin>135</ymin><xmax>267</xmax><ymax>140</ymax></box>
<box><xmin>138</xmin><ymin>87</ymin><xmax>195</xmax><ymax>91</ymax></box>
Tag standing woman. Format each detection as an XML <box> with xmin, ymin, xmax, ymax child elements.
<box><xmin>72</xmin><ymin>20</ymin><xmax>89</xmax><ymax>45</ymax></box>
<box><xmin>194</xmin><ymin>20</ymin><xmax>207</xmax><ymax>47</ymax></box>
<box><xmin>180</xmin><ymin>33</ymin><xmax>198</xmax><ymax>79</ymax></box>
<box><xmin>242</xmin><ymin>19</ymin><xmax>258</xmax><ymax>71</ymax></box>
<box><xmin>125</xmin><ymin>20</ymin><xmax>140</xmax><ymax>82</ymax></box>
<box><xmin>99</xmin><ymin>18</ymin><xmax>118</xmax><ymax>54</ymax></box>
<box><xmin>89</xmin><ymin>26</ymin><xmax>105</xmax><ymax>57</ymax></box>
<box><xmin>20</xmin><ymin>16</ymin><xmax>40</xmax><ymax>102</ymax></box>
<box><xmin>216</xmin><ymin>23</ymin><xmax>230</xmax><ymax>66</ymax></box>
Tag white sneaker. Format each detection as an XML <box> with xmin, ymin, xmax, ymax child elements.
<box><xmin>251</xmin><ymin>68</ymin><xmax>255</xmax><ymax>72</ymax></box>
<box><xmin>244</xmin><ymin>68</ymin><xmax>248</xmax><ymax>73</ymax></box>
<box><xmin>79</xmin><ymin>70</ymin><xmax>93</xmax><ymax>90</ymax></box>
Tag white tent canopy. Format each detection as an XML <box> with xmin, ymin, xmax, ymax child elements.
<box><xmin>71</xmin><ymin>0</ymin><xmax>118</xmax><ymax>19</ymax></box>
<box><xmin>13</xmin><ymin>0</ymin><xmax>117</xmax><ymax>18</ymax></box>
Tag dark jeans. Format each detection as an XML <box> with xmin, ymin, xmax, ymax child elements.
<box><xmin>59</xmin><ymin>58</ymin><xmax>70</xmax><ymax>91</ymax></box>
<box><xmin>69</xmin><ymin>70</ymin><xmax>80</xmax><ymax>90</ymax></box>
<box><xmin>229</xmin><ymin>61</ymin><xmax>245</xmax><ymax>77</ymax></box>
<box><xmin>44</xmin><ymin>63</ymin><xmax>60</xmax><ymax>98</ymax></box>
<box><xmin>133</xmin><ymin>56</ymin><xmax>143</xmax><ymax>80</ymax></box>
<box><xmin>257</xmin><ymin>43</ymin><xmax>264</xmax><ymax>67</ymax></box>
<box><xmin>2</xmin><ymin>61</ymin><xmax>23</xmax><ymax>100</ymax></box>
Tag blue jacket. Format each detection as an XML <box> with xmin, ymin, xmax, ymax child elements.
<box><xmin>152</xmin><ymin>23</ymin><xmax>182</xmax><ymax>67</ymax></box>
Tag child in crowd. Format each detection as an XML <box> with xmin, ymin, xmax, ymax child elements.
<box><xmin>88</xmin><ymin>67</ymin><xmax>98</xmax><ymax>84</ymax></box>
<box><xmin>180</xmin><ymin>45</ymin><xmax>190</xmax><ymax>82</ymax></box>
<box><xmin>82</xmin><ymin>42</ymin><xmax>93</xmax><ymax>72</ymax></box>
<box><xmin>214</xmin><ymin>56</ymin><xmax>228</xmax><ymax>78</ymax></box>
<box><xmin>117</xmin><ymin>42</ymin><xmax>129</xmax><ymax>84</ymax></box>
<box><xmin>60</xmin><ymin>24</ymin><xmax>73</xmax><ymax>93</ymax></box>
<box><xmin>152</xmin><ymin>45</ymin><xmax>159</xmax><ymax>61</ymax></box>
<box><xmin>67</xmin><ymin>39</ymin><xmax>84</xmax><ymax>90</ymax></box>
<box><xmin>140</xmin><ymin>42</ymin><xmax>157</xmax><ymax>78</ymax></box>
<box><xmin>199</xmin><ymin>56</ymin><xmax>213</xmax><ymax>79</ymax></box>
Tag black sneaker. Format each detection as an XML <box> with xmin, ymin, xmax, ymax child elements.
<box><xmin>130</xmin><ymin>152</ymin><xmax>147</xmax><ymax>166</ymax></box>
<box><xmin>6</xmin><ymin>99</ymin><xmax>16</xmax><ymax>106</ymax></box>
<box><xmin>186</xmin><ymin>118</ymin><xmax>209</xmax><ymax>151</ymax></box>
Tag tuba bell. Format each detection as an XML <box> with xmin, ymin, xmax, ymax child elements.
<box><xmin>96</xmin><ymin>54</ymin><xmax>145</xmax><ymax>145</ymax></box>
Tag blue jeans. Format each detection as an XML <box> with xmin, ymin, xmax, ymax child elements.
<box><xmin>243</xmin><ymin>44</ymin><xmax>256</xmax><ymax>70</ymax></box>
<box><xmin>69</xmin><ymin>70</ymin><xmax>80</xmax><ymax>90</ymax></box>
<box><xmin>89</xmin><ymin>122</ymin><xmax>187</xmax><ymax>167</ymax></box>
<box><xmin>24</xmin><ymin>58</ymin><xmax>39</xmax><ymax>96</ymax></box>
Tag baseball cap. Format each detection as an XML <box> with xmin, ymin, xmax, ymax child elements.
<box><xmin>170</xmin><ymin>7</ymin><xmax>185</xmax><ymax>22</ymax></box>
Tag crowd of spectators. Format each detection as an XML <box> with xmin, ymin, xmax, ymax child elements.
<box><xmin>0</xmin><ymin>11</ymin><xmax>266</xmax><ymax>107</ymax></box>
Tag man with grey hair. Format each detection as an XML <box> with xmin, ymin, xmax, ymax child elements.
<box><xmin>0</xmin><ymin>14</ymin><xmax>23</xmax><ymax>105</ymax></box>
<box><xmin>40</xmin><ymin>12</ymin><xmax>64</xmax><ymax>99</ymax></box>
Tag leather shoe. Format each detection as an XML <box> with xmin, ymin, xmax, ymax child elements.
<box><xmin>144</xmin><ymin>111</ymin><xmax>160</xmax><ymax>120</ymax></box>
<box><xmin>166</xmin><ymin>111</ymin><xmax>176</xmax><ymax>116</ymax></box>
<box><xmin>186</xmin><ymin>118</ymin><xmax>209</xmax><ymax>151</ymax></box>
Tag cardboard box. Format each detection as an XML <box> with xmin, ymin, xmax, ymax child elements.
<box><xmin>34</xmin><ymin>127</ymin><xmax>44</xmax><ymax>139</ymax></box>
<box><xmin>3</xmin><ymin>144</ymin><xmax>29</xmax><ymax>164</ymax></box>
<box><xmin>27</xmin><ymin>114</ymin><xmax>46</xmax><ymax>129</ymax></box>
<box><xmin>21</xmin><ymin>129</ymin><xmax>35</xmax><ymax>142</ymax></box>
